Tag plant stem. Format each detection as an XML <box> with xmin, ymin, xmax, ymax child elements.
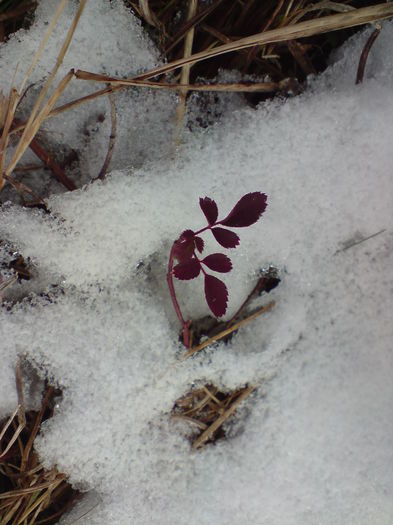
<box><xmin>194</xmin><ymin>224</ymin><xmax>211</xmax><ymax>235</ymax></box>
<box><xmin>167</xmin><ymin>244</ymin><xmax>191</xmax><ymax>347</ymax></box>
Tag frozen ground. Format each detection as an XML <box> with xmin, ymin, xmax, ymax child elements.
<box><xmin>0</xmin><ymin>1</ymin><xmax>393</xmax><ymax>524</ymax></box>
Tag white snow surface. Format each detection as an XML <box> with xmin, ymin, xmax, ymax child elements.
<box><xmin>1</xmin><ymin>3</ymin><xmax>393</xmax><ymax>524</ymax></box>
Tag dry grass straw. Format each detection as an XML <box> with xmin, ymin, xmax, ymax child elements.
<box><xmin>78</xmin><ymin>3</ymin><xmax>393</xmax><ymax>83</ymax></box>
<box><xmin>176</xmin><ymin>0</ymin><xmax>197</xmax><ymax>138</ymax></box>
<box><xmin>0</xmin><ymin>363</ymin><xmax>79</xmax><ymax>524</ymax></box>
<box><xmin>0</xmin><ymin>0</ymin><xmax>87</xmax><ymax>195</ymax></box>
<box><xmin>182</xmin><ymin>301</ymin><xmax>276</xmax><ymax>360</ymax></box>
<box><xmin>172</xmin><ymin>383</ymin><xmax>256</xmax><ymax>449</ymax></box>
<box><xmin>9</xmin><ymin>2</ymin><xmax>393</xmax><ymax>137</ymax></box>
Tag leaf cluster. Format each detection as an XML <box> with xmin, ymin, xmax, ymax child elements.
<box><xmin>171</xmin><ymin>192</ymin><xmax>267</xmax><ymax>317</ymax></box>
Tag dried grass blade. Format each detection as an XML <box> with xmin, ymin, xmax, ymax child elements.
<box><xmin>17</xmin><ymin>478</ymin><xmax>64</xmax><ymax>524</ymax></box>
<box><xmin>192</xmin><ymin>386</ymin><xmax>256</xmax><ymax>449</ymax></box>
<box><xmin>5</xmin><ymin>70</ymin><xmax>73</xmax><ymax>179</ymax></box>
<box><xmin>21</xmin><ymin>386</ymin><xmax>54</xmax><ymax>473</ymax></box>
<box><xmin>0</xmin><ymin>419</ymin><xmax>24</xmax><ymax>461</ymax></box>
<box><xmin>133</xmin><ymin>2</ymin><xmax>393</xmax><ymax>80</ymax></box>
<box><xmin>18</xmin><ymin>0</ymin><xmax>67</xmax><ymax>96</ymax></box>
<box><xmin>176</xmin><ymin>0</ymin><xmax>198</xmax><ymax>136</ymax></box>
<box><xmin>0</xmin><ymin>406</ymin><xmax>20</xmax><ymax>446</ymax></box>
<box><xmin>183</xmin><ymin>301</ymin><xmax>275</xmax><ymax>360</ymax></box>
<box><xmin>8</xmin><ymin>0</ymin><xmax>87</xmax><ymax>183</ymax></box>
<box><xmin>138</xmin><ymin>0</ymin><xmax>158</xmax><ymax>27</ymax></box>
<box><xmin>0</xmin><ymin>477</ymin><xmax>66</xmax><ymax>500</ymax></box>
<box><xmin>19</xmin><ymin>0</ymin><xmax>86</xmax><ymax>128</ymax></box>
<box><xmin>1</xmin><ymin>497</ymin><xmax>23</xmax><ymax>525</ymax></box>
<box><xmin>0</xmin><ymin>88</ymin><xmax>19</xmax><ymax>190</ymax></box>
<box><xmin>74</xmin><ymin>69</ymin><xmax>284</xmax><ymax>92</ymax></box>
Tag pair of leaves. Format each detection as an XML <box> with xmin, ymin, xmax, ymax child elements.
<box><xmin>174</xmin><ymin>253</ymin><xmax>232</xmax><ymax>280</ymax></box>
<box><xmin>199</xmin><ymin>192</ymin><xmax>267</xmax><ymax>228</ymax></box>
<box><xmin>172</xmin><ymin>192</ymin><xmax>267</xmax><ymax>318</ymax></box>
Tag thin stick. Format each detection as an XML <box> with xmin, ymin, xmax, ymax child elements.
<box><xmin>226</xmin><ymin>275</ymin><xmax>273</xmax><ymax>328</ymax></box>
<box><xmin>75</xmin><ymin>71</ymin><xmax>289</xmax><ymax>93</ymax></box>
<box><xmin>12</xmin><ymin>118</ymin><xmax>76</xmax><ymax>191</ymax></box>
<box><xmin>95</xmin><ymin>89</ymin><xmax>117</xmax><ymax>180</ymax></box>
<box><xmin>2</xmin><ymin>173</ymin><xmax>44</xmax><ymax>202</ymax></box>
<box><xmin>356</xmin><ymin>25</ymin><xmax>381</xmax><ymax>84</ymax></box>
<box><xmin>183</xmin><ymin>301</ymin><xmax>275</xmax><ymax>359</ymax></box>
<box><xmin>27</xmin><ymin>135</ymin><xmax>77</xmax><ymax>191</ymax></box>
<box><xmin>192</xmin><ymin>385</ymin><xmax>256</xmax><ymax>449</ymax></box>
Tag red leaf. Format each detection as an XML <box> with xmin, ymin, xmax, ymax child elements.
<box><xmin>173</xmin><ymin>258</ymin><xmax>201</xmax><ymax>280</ymax></box>
<box><xmin>220</xmin><ymin>192</ymin><xmax>267</xmax><ymax>228</ymax></box>
<box><xmin>211</xmin><ymin>227</ymin><xmax>240</xmax><ymax>248</ymax></box>
<box><xmin>195</xmin><ymin>236</ymin><xmax>204</xmax><ymax>253</ymax></box>
<box><xmin>204</xmin><ymin>274</ymin><xmax>228</xmax><ymax>317</ymax></box>
<box><xmin>199</xmin><ymin>197</ymin><xmax>218</xmax><ymax>225</ymax></box>
<box><xmin>173</xmin><ymin>230</ymin><xmax>195</xmax><ymax>262</ymax></box>
<box><xmin>202</xmin><ymin>253</ymin><xmax>232</xmax><ymax>273</ymax></box>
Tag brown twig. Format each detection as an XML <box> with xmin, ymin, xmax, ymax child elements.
<box><xmin>3</xmin><ymin>173</ymin><xmax>45</xmax><ymax>202</ymax></box>
<box><xmin>12</xmin><ymin>118</ymin><xmax>76</xmax><ymax>190</ymax></box>
<box><xmin>95</xmin><ymin>88</ymin><xmax>117</xmax><ymax>181</ymax></box>
<box><xmin>356</xmin><ymin>25</ymin><xmax>381</xmax><ymax>84</ymax></box>
<box><xmin>226</xmin><ymin>274</ymin><xmax>276</xmax><ymax>328</ymax></box>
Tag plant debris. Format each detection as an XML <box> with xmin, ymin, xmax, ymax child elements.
<box><xmin>172</xmin><ymin>383</ymin><xmax>256</xmax><ymax>449</ymax></box>
<box><xmin>0</xmin><ymin>369</ymin><xmax>80</xmax><ymax>525</ymax></box>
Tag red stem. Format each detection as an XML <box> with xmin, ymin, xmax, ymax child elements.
<box><xmin>167</xmin><ymin>244</ymin><xmax>191</xmax><ymax>347</ymax></box>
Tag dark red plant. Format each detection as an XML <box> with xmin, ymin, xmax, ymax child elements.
<box><xmin>167</xmin><ymin>192</ymin><xmax>267</xmax><ymax>347</ymax></box>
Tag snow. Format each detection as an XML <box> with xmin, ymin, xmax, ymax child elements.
<box><xmin>1</xmin><ymin>2</ymin><xmax>393</xmax><ymax>524</ymax></box>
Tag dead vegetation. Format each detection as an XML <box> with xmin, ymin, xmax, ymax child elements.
<box><xmin>125</xmin><ymin>0</ymin><xmax>388</xmax><ymax>99</ymax></box>
<box><xmin>0</xmin><ymin>0</ymin><xmax>390</xmax><ymax>204</ymax></box>
<box><xmin>0</xmin><ymin>362</ymin><xmax>80</xmax><ymax>525</ymax></box>
<box><xmin>172</xmin><ymin>383</ymin><xmax>256</xmax><ymax>449</ymax></box>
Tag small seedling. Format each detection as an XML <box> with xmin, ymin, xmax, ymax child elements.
<box><xmin>167</xmin><ymin>192</ymin><xmax>267</xmax><ymax>347</ymax></box>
